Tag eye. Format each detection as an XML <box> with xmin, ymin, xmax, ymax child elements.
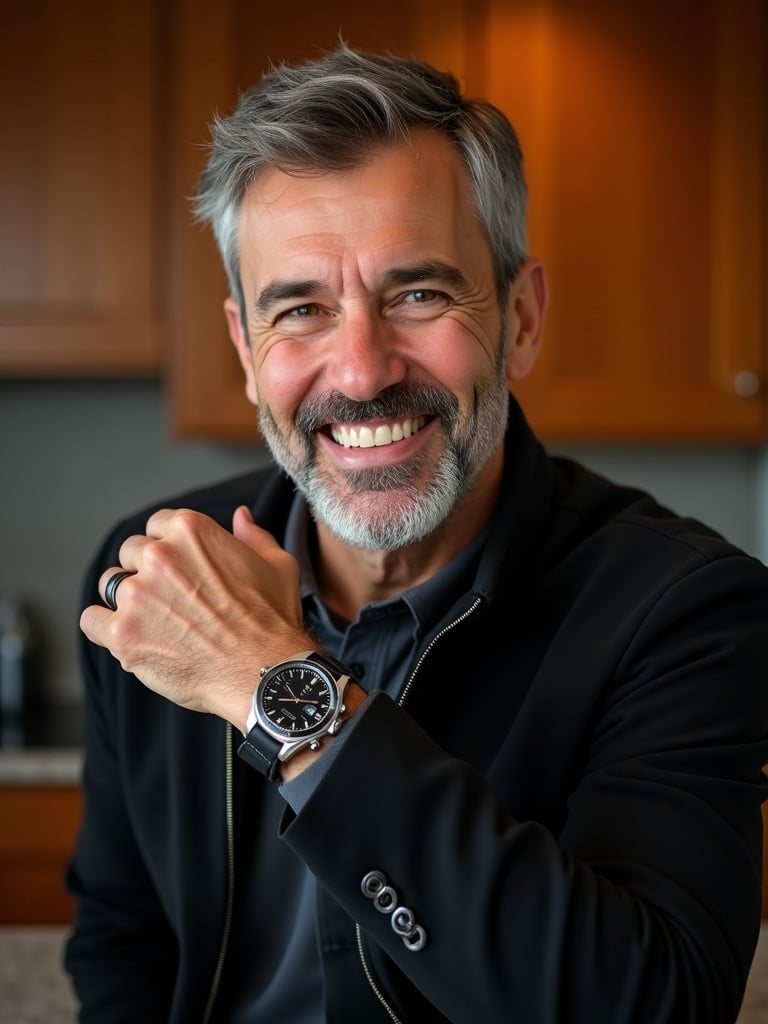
<box><xmin>406</xmin><ymin>289</ymin><xmax>439</xmax><ymax>304</ymax></box>
<box><xmin>274</xmin><ymin>302</ymin><xmax>332</xmax><ymax>337</ymax></box>
<box><xmin>390</xmin><ymin>288</ymin><xmax>451</xmax><ymax>321</ymax></box>
<box><xmin>279</xmin><ymin>303</ymin><xmax>321</xmax><ymax>320</ymax></box>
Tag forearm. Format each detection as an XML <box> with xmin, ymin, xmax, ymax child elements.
<box><xmin>280</xmin><ymin>693</ymin><xmax>763</xmax><ymax>1024</ymax></box>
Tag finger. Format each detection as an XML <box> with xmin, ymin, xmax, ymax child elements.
<box><xmin>117</xmin><ymin>532</ymin><xmax>152</xmax><ymax>572</ymax></box>
<box><xmin>145</xmin><ymin>507</ymin><xmax>189</xmax><ymax>538</ymax></box>
<box><xmin>98</xmin><ymin>567</ymin><xmax>138</xmax><ymax>609</ymax></box>
<box><xmin>79</xmin><ymin>603</ymin><xmax>113</xmax><ymax>648</ymax></box>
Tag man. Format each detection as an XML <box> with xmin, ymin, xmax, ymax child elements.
<box><xmin>66</xmin><ymin>46</ymin><xmax>768</xmax><ymax>1023</ymax></box>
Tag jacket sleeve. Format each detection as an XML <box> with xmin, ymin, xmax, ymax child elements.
<box><xmin>279</xmin><ymin>554</ymin><xmax>768</xmax><ymax>1024</ymax></box>
<box><xmin>63</xmin><ymin>545</ymin><xmax>177</xmax><ymax>1022</ymax></box>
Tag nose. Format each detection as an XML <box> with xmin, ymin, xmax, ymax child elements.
<box><xmin>324</xmin><ymin>309</ymin><xmax>407</xmax><ymax>402</ymax></box>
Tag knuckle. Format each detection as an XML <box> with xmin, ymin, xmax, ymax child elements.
<box><xmin>107</xmin><ymin>614</ymin><xmax>133</xmax><ymax>653</ymax></box>
<box><xmin>142</xmin><ymin>539</ymin><xmax>170</xmax><ymax>572</ymax></box>
<box><xmin>173</xmin><ymin>508</ymin><xmax>206</xmax><ymax>535</ymax></box>
<box><xmin>274</xmin><ymin>547</ymin><xmax>299</xmax><ymax>575</ymax></box>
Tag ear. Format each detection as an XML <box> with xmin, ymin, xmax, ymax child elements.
<box><xmin>504</xmin><ymin>259</ymin><xmax>548</xmax><ymax>383</ymax></box>
<box><xmin>224</xmin><ymin>296</ymin><xmax>259</xmax><ymax>406</ymax></box>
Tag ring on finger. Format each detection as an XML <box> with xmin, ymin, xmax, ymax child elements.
<box><xmin>104</xmin><ymin>570</ymin><xmax>137</xmax><ymax>612</ymax></box>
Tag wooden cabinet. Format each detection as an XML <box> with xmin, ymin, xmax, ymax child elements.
<box><xmin>0</xmin><ymin>1</ymin><xmax>166</xmax><ymax>375</ymax></box>
<box><xmin>1</xmin><ymin>1</ymin><xmax>765</xmax><ymax>439</ymax></box>
<box><xmin>167</xmin><ymin>0</ymin><xmax>470</xmax><ymax>439</ymax></box>
<box><xmin>478</xmin><ymin>0</ymin><xmax>768</xmax><ymax>441</ymax></box>
<box><xmin>167</xmin><ymin>0</ymin><xmax>767</xmax><ymax>442</ymax></box>
<box><xmin>0</xmin><ymin>785</ymin><xmax>81</xmax><ymax>925</ymax></box>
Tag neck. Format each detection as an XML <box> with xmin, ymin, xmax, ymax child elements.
<box><xmin>313</xmin><ymin>446</ymin><xmax>503</xmax><ymax>621</ymax></box>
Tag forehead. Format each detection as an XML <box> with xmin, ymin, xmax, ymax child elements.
<box><xmin>236</xmin><ymin>130</ymin><xmax>493</xmax><ymax>283</ymax></box>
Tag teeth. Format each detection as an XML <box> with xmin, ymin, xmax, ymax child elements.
<box><xmin>330</xmin><ymin>416</ymin><xmax>426</xmax><ymax>449</ymax></box>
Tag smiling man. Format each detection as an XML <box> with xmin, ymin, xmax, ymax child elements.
<box><xmin>225</xmin><ymin>129</ymin><xmax>541</xmax><ymax>607</ymax></box>
<box><xmin>66</xmin><ymin>46</ymin><xmax>768</xmax><ymax>1024</ymax></box>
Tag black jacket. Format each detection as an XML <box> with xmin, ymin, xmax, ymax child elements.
<box><xmin>65</xmin><ymin>404</ymin><xmax>768</xmax><ymax>1022</ymax></box>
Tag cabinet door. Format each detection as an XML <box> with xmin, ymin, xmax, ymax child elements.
<box><xmin>168</xmin><ymin>0</ymin><xmax>766</xmax><ymax>441</ymax></box>
<box><xmin>0</xmin><ymin>786</ymin><xmax>82</xmax><ymax>925</ymax></box>
<box><xmin>0</xmin><ymin>1</ymin><xmax>164</xmax><ymax>374</ymax></box>
<box><xmin>477</xmin><ymin>0</ymin><xmax>767</xmax><ymax>440</ymax></box>
<box><xmin>168</xmin><ymin>0</ymin><xmax>469</xmax><ymax>439</ymax></box>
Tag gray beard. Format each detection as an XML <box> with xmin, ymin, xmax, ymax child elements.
<box><xmin>259</xmin><ymin>366</ymin><xmax>509</xmax><ymax>551</ymax></box>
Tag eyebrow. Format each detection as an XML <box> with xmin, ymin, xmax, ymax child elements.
<box><xmin>255</xmin><ymin>279</ymin><xmax>324</xmax><ymax>317</ymax></box>
<box><xmin>381</xmin><ymin>261</ymin><xmax>471</xmax><ymax>293</ymax></box>
<box><xmin>254</xmin><ymin>260</ymin><xmax>471</xmax><ymax>318</ymax></box>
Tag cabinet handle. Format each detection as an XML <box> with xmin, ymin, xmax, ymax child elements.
<box><xmin>733</xmin><ymin>370</ymin><xmax>761</xmax><ymax>398</ymax></box>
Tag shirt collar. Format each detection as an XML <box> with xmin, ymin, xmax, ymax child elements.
<box><xmin>284</xmin><ymin>492</ymin><xmax>487</xmax><ymax>634</ymax></box>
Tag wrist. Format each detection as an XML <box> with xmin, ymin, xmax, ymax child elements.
<box><xmin>279</xmin><ymin>680</ymin><xmax>368</xmax><ymax>782</ymax></box>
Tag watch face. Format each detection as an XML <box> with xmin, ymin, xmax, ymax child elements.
<box><xmin>257</xmin><ymin>662</ymin><xmax>337</xmax><ymax>739</ymax></box>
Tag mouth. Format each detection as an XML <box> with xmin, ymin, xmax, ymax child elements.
<box><xmin>328</xmin><ymin>415</ymin><xmax>429</xmax><ymax>449</ymax></box>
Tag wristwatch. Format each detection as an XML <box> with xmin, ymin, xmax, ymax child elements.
<box><xmin>237</xmin><ymin>650</ymin><xmax>352</xmax><ymax>780</ymax></box>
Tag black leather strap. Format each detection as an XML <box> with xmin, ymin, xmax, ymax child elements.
<box><xmin>307</xmin><ymin>650</ymin><xmax>351</xmax><ymax>683</ymax></box>
<box><xmin>237</xmin><ymin>727</ymin><xmax>283</xmax><ymax>781</ymax></box>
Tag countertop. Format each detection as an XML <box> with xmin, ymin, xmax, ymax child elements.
<box><xmin>0</xmin><ymin>748</ymin><xmax>81</xmax><ymax>786</ymax></box>
<box><xmin>0</xmin><ymin>925</ymin><xmax>766</xmax><ymax>1023</ymax></box>
<box><xmin>0</xmin><ymin>928</ymin><xmax>76</xmax><ymax>1023</ymax></box>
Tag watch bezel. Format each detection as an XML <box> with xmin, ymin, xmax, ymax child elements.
<box><xmin>239</xmin><ymin>651</ymin><xmax>352</xmax><ymax>779</ymax></box>
<box><xmin>255</xmin><ymin>657</ymin><xmax>340</xmax><ymax>742</ymax></box>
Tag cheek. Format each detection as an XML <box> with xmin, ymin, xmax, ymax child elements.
<box><xmin>415</xmin><ymin>324</ymin><xmax>500</xmax><ymax>394</ymax></box>
<box><xmin>255</xmin><ymin>342</ymin><xmax>322</xmax><ymax>423</ymax></box>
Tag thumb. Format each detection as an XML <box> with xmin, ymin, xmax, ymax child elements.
<box><xmin>232</xmin><ymin>505</ymin><xmax>278</xmax><ymax>556</ymax></box>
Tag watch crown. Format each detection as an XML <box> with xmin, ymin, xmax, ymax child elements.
<box><xmin>309</xmin><ymin>739</ymin><xmax>321</xmax><ymax>751</ymax></box>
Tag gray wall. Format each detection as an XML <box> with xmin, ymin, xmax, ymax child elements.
<box><xmin>1</xmin><ymin>379</ymin><xmax>766</xmax><ymax>707</ymax></box>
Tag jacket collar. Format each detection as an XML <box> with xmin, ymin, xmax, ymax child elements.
<box><xmin>473</xmin><ymin>397</ymin><xmax>554</xmax><ymax>607</ymax></box>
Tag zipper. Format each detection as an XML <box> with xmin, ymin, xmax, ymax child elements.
<box><xmin>356</xmin><ymin>923</ymin><xmax>404</xmax><ymax>1024</ymax></box>
<box><xmin>357</xmin><ymin>596</ymin><xmax>483</xmax><ymax>1021</ymax></box>
<box><xmin>202</xmin><ymin>723</ymin><xmax>236</xmax><ymax>1023</ymax></box>
<box><xmin>396</xmin><ymin>597</ymin><xmax>482</xmax><ymax>711</ymax></box>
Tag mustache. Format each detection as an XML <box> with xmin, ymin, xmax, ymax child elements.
<box><xmin>294</xmin><ymin>384</ymin><xmax>459</xmax><ymax>438</ymax></box>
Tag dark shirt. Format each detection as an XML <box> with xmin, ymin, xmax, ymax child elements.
<box><xmin>218</xmin><ymin>494</ymin><xmax>486</xmax><ymax>1021</ymax></box>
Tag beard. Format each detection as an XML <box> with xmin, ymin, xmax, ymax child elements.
<box><xmin>258</xmin><ymin>355</ymin><xmax>510</xmax><ymax>551</ymax></box>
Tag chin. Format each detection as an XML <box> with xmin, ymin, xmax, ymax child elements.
<box><xmin>308</xmin><ymin>469</ymin><xmax>464</xmax><ymax>551</ymax></box>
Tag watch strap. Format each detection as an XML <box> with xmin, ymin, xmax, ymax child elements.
<box><xmin>238</xmin><ymin>727</ymin><xmax>283</xmax><ymax>781</ymax></box>
<box><xmin>305</xmin><ymin>650</ymin><xmax>351</xmax><ymax>683</ymax></box>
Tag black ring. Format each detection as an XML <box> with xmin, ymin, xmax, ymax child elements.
<box><xmin>104</xmin><ymin>570</ymin><xmax>136</xmax><ymax>612</ymax></box>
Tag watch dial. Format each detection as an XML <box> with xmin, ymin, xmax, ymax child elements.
<box><xmin>258</xmin><ymin>664</ymin><xmax>335</xmax><ymax>737</ymax></box>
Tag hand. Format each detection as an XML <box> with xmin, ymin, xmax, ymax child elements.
<box><xmin>80</xmin><ymin>506</ymin><xmax>309</xmax><ymax>731</ymax></box>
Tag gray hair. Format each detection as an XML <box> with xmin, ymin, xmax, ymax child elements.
<box><xmin>196</xmin><ymin>45</ymin><xmax>528</xmax><ymax>310</ymax></box>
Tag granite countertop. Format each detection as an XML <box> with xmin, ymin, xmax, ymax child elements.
<box><xmin>0</xmin><ymin>925</ymin><xmax>766</xmax><ymax>1023</ymax></box>
<box><xmin>0</xmin><ymin>928</ymin><xmax>77</xmax><ymax>1023</ymax></box>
